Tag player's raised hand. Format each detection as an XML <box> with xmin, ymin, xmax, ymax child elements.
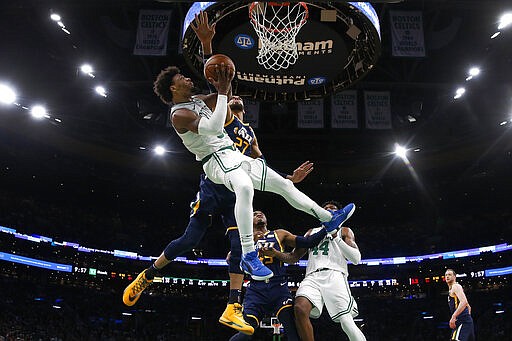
<box><xmin>190</xmin><ymin>11</ymin><xmax>216</xmax><ymax>44</ymax></box>
<box><xmin>289</xmin><ymin>161</ymin><xmax>314</xmax><ymax>183</ymax></box>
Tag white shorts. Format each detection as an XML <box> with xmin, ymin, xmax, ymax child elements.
<box><xmin>296</xmin><ymin>269</ymin><xmax>358</xmax><ymax>323</ymax></box>
<box><xmin>203</xmin><ymin>148</ymin><xmax>269</xmax><ymax>191</ymax></box>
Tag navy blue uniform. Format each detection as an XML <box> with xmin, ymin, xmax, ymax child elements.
<box><xmin>448</xmin><ymin>293</ymin><xmax>475</xmax><ymax>341</ymax></box>
<box><xmin>170</xmin><ymin>115</ymin><xmax>256</xmax><ymax>274</ymax></box>
<box><xmin>243</xmin><ymin>231</ymin><xmax>293</xmax><ymax>324</ymax></box>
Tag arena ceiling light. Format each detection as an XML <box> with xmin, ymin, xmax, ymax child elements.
<box><xmin>30</xmin><ymin>105</ymin><xmax>47</xmax><ymax>119</ymax></box>
<box><xmin>454</xmin><ymin>87</ymin><xmax>466</xmax><ymax>99</ymax></box>
<box><xmin>94</xmin><ymin>86</ymin><xmax>107</xmax><ymax>97</ymax></box>
<box><xmin>153</xmin><ymin>145</ymin><xmax>166</xmax><ymax>156</ymax></box>
<box><xmin>80</xmin><ymin>64</ymin><xmax>95</xmax><ymax>78</ymax></box>
<box><xmin>498</xmin><ymin>12</ymin><xmax>512</xmax><ymax>30</ymax></box>
<box><xmin>50</xmin><ymin>13</ymin><xmax>61</xmax><ymax>21</ymax></box>
<box><xmin>0</xmin><ymin>83</ymin><xmax>16</xmax><ymax>104</ymax></box>
<box><xmin>465</xmin><ymin>67</ymin><xmax>480</xmax><ymax>81</ymax></box>
<box><xmin>394</xmin><ymin>144</ymin><xmax>407</xmax><ymax>159</ymax></box>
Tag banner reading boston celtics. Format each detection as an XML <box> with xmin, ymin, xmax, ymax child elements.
<box><xmin>390</xmin><ymin>11</ymin><xmax>425</xmax><ymax>57</ymax></box>
<box><xmin>298</xmin><ymin>99</ymin><xmax>324</xmax><ymax>128</ymax></box>
<box><xmin>364</xmin><ymin>91</ymin><xmax>392</xmax><ymax>130</ymax></box>
<box><xmin>331</xmin><ymin>90</ymin><xmax>358</xmax><ymax>129</ymax></box>
<box><xmin>133</xmin><ymin>10</ymin><xmax>172</xmax><ymax>56</ymax></box>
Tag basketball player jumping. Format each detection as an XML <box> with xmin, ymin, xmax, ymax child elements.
<box><xmin>122</xmin><ymin>12</ymin><xmax>322</xmax><ymax>336</ymax></box>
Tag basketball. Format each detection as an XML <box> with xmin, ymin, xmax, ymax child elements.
<box><xmin>203</xmin><ymin>54</ymin><xmax>236</xmax><ymax>83</ymax></box>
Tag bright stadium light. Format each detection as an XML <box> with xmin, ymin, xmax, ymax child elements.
<box><xmin>80</xmin><ymin>64</ymin><xmax>95</xmax><ymax>77</ymax></box>
<box><xmin>50</xmin><ymin>13</ymin><xmax>61</xmax><ymax>21</ymax></box>
<box><xmin>491</xmin><ymin>31</ymin><xmax>501</xmax><ymax>39</ymax></box>
<box><xmin>454</xmin><ymin>87</ymin><xmax>466</xmax><ymax>99</ymax></box>
<box><xmin>57</xmin><ymin>21</ymin><xmax>65</xmax><ymax>28</ymax></box>
<box><xmin>466</xmin><ymin>67</ymin><xmax>480</xmax><ymax>81</ymax></box>
<box><xmin>95</xmin><ymin>86</ymin><xmax>107</xmax><ymax>97</ymax></box>
<box><xmin>498</xmin><ymin>12</ymin><xmax>512</xmax><ymax>30</ymax></box>
<box><xmin>153</xmin><ymin>145</ymin><xmax>166</xmax><ymax>155</ymax></box>
<box><xmin>0</xmin><ymin>84</ymin><xmax>16</xmax><ymax>104</ymax></box>
<box><xmin>394</xmin><ymin>144</ymin><xmax>407</xmax><ymax>159</ymax></box>
<box><xmin>30</xmin><ymin>105</ymin><xmax>47</xmax><ymax>119</ymax></box>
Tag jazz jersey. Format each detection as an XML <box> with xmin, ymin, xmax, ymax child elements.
<box><xmin>224</xmin><ymin>115</ymin><xmax>255</xmax><ymax>157</ymax></box>
<box><xmin>448</xmin><ymin>290</ymin><xmax>472</xmax><ymax>323</ymax></box>
<box><xmin>255</xmin><ymin>230</ymin><xmax>287</xmax><ymax>280</ymax></box>
<box><xmin>305</xmin><ymin>227</ymin><xmax>349</xmax><ymax>276</ymax></box>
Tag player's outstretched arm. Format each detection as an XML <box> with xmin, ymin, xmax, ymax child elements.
<box><xmin>260</xmin><ymin>246</ymin><xmax>307</xmax><ymax>265</ymax></box>
<box><xmin>333</xmin><ymin>227</ymin><xmax>361</xmax><ymax>265</ymax></box>
<box><xmin>190</xmin><ymin>11</ymin><xmax>215</xmax><ymax>56</ymax></box>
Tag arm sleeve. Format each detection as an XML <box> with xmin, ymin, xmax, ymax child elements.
<box><xmin>333</xmin><ymin>235</ymin><xmax>361</xmax><ymax>265</ymax></box>
<box><xmin>197</xmin><ymin>94</ymin><xmax>227</xmax><ymax>136</ymax></box>
<box><xmin>295</xmin><ymin>229</ymin><xmax>327</xmax><ymax>249</ymax></box>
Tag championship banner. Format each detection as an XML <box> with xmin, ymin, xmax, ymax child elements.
<box><xmin>364</xmin><ymin>91</ymin><xmax>392</xmax><ymax>130</ymax></box>
<box><xmin>390</xmin><ymin>11</ymin><xmax>426</xmax><ymax>57</ymax></box>
<box><xmin>298</xmin><ymin>99</ymin><xmax>324</xmax><ymax>128</ymax></box>
<box><xmin>331</xmin><ymin>91</ymin><xmax>358</xmax><ymax>129</ymax></box>
<box><xmin>133</xmin><ymin>10</ymin><xmax>172</xmax><ymax>56</ymax></box>
<box><xmin>242</xmin><ymin>99</ymin><xmax>260</xmax><ymax>128</ymax></box>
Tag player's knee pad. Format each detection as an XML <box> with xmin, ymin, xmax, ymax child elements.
<box><xmin>227</xmin><ymin>230</ymin><xmax>243</xmax><ymax>274</ymax></box>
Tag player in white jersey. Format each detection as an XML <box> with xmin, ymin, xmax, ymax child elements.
<box><xmin>153</xmin><ymin>62</ymin><xmax>356</xmax><ymax>282</ymax></box>
<box><xmin>261</xmin><ymin>201</ymin><xmax>366</xmax><ymax>341</ymax></box>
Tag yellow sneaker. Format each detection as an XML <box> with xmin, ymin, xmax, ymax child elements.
<box><xmin>219</xmin><ymin>303</ymin><xmax>254</xmax><ymax>335</ymax></box>
<box><xmin>122</xmin><ymin>269</ymin><xmax>153</xmax><ymax>306</ymax></box>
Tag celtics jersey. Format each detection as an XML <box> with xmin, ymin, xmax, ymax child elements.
<box><xmin>305</xmin><ymin>227</ymin><xmax>348</xmax><ymax>276</ymax></box>
<box><xmin>171</xmin><ymin>96</ymin><xmax>234</xmax><ymax>161</ymax></box>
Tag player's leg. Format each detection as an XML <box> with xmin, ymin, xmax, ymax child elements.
<box><xmin>276</xmin><ymin>302</ymin><xmax>299</xmax><ymax>341</ymax></box>
<box><xmin>324</xmin><ymin>271</ymin><xmax>366</xmax><ymax>341</ymax></box>
<box><xmin>254</xmin><ymin>160</ymin><xmax>355</xmax><ymax>229</ymax></box>
<box><xmin>294</xmin><ymin>296</ymin><xmax>315</xmax><ymax>341</ymax></box>
<box><xmin>122</xmin><ymin>212</ymin><xmax>209</xmax><ymax>306</ymax></box>
<box><xmin>219</xmin><ymin>227</ymin><xmax>254</xmax><ymax>335</ymax></box>
<box><xmin>224</xmin><ymin>166</ymin><xmax>273</xmax><ymax>280</ymax></box>
<box><xmin>295</xmin><ymin>274</ymin><xmax>324</xmax><ymax>341</ymax></box>
<box><xmin>229</xmin><ymin>287</ymin><xmax>262</xmax><ymax>340</ymax></box>
<box><xmin>123</xmin><ymin>181</ymin><xmax>214</xmax><ymax>306</ymax></box>
<box><xmin>339</xmin><ymin>314</ymin><xmax>366</xmax><ymax>341</ymax></box>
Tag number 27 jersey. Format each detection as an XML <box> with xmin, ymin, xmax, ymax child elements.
<box><xmin>224</xmin><ymin>115</ymin><xmax>255</xmax><ymax>157</ymax></box>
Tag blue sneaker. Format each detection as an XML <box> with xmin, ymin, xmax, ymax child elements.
<box><xmin>323</xmin><ymin>203</ymin><xmax>356</xmax><ymax>234</ymax></box>
<box><xmin>240</xmin><ymin>251</ymin><xmax>273</xmax><ymax>281</ymax></box>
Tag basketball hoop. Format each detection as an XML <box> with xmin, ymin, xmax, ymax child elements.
<box><xmin>249</xmin><ymin>2</ymin><xmax>309</xmax><ymax>71</ymax></box>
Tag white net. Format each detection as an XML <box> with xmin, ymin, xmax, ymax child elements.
<box><xmin>249</xmin><ymin>2</ymin><xmax>308</xmax><ymax>71</ymax></box>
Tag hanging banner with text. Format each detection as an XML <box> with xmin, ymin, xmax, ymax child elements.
<box><xmin>331</xmin><ymin>91</ymin><xmax>358</xmax><ymax>128</ymax></box>
<box><xmin>133</xmin><ymin>10</ymin><xmax>172</xmax><ymax>56</ymax></box>
<box><xmin>298</xmin><ymin>100</ymin><xmax>324</xmax><ymax>128</ymax></box>
<box><xmin>242</xmin><ymin>100</ymin><xmax>260</xmax><ymax>128</ymax></box>
<box><xmin>365</xmin><ymin>91</ymin><xmax>392</xmax><ymax>130</ymax></box>
<box><xmin>390</xmin><ymin>11</ymin><xmax>425</xmax><ymax>57</ymax></box>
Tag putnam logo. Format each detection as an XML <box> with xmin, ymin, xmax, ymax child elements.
<box><xmin>237</xmin><ymin>72</ymin><xmax>305</xmax><ymax>86</ymax></box>
<box><xmin>307</xmin><ymin>77</ymin><xmax>327</xmax><ymax>85</ymax></box>
<box><xmin>234</xmin><ymin>34</ymin><xmax>255</xmax><ymax>49</ymax></box>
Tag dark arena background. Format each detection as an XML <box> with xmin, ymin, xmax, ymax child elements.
<box><xmin>1</xmin><ymin>0</ymin><xmax>511</xmax><ymax>340</ymax></box>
